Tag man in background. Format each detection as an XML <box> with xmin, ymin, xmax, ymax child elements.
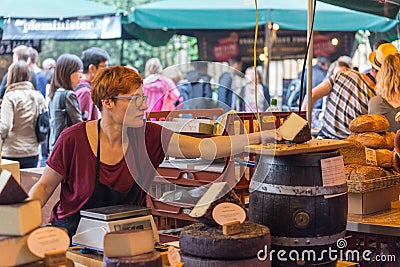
<box><xmin>298</xmin><ymin>56</ymin><xmax>330</xmax><ymax>109</ymax></box>
<box><xmin>179</xmin><ymin>61</ymin><xmax>215</xmax><ymax>110</ymax></box>
<box><xmin>217</xmin><ymin>56</ymin><xmax>243</xmax><ymax>112</ymax></box>
<box><xmin>27</xmin><ymin>47</ymin><xmax>47</xmax><ymax>98</ymax></box>
<box><xmin>0</xmin><ymin>45</ymin><xmax>37</xmax><ymax>98</ymax></box>
<box><xmin>76</xmin><ymin>47</ymin><xmax>109</xmax><ymax>121</ymax></box>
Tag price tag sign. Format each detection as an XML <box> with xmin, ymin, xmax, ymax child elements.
<box><xmin>320</xmin><ymin>156</ymin><xmax>346</xmax><ymax>187</ymax></box>
<box><xmin>27</xmin><ymin>227</ymin><xmax>70</xmax><ymax>258</ymax></box>
<box><xmin>365</xmin><ymin>147</ymin><xmax>378</xmax><ymax>166</ymax></box>
<box><xmin>212</xmin><ymin>202</ymin><xmax>246</xmax><ymax>226</ymax></box>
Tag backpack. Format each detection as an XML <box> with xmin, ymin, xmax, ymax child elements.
<box><xmin>35</xmin><ymin>109</ymin><xmax>50</xmax><ymax>143</ymax></box>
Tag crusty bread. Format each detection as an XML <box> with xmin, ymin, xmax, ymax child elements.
<box><xmin>374</xmin><ymin>149</ymin><xmax>393</xmax><ymax>168</ymax></box>
<box><xmin>347</xmin><ymin>165</ymin><xmax>387</xmax><ymax>181</ymax></box>
<box><xmin>349</xmin><ymin>114</ymin><xmax>389</xmax><ymax>133</ymax></box>
<box><xmin>347</xmin><ymin>132</ymin><xmax>387</xmax><ymax>149</ymax></box>
<box><xmin>384</xmin><ymin>131</ymin><xmax>395</xmax><ymax>150</ymax></box>
<box><xmin>345</xmin><ymin>164</ymin><xmax>362</xmax><ymax>179</ymax></box>
<box><xmin>339</xmin><ymin>140</ymin><xmax>366</xmax><ymax>165</ymax></box>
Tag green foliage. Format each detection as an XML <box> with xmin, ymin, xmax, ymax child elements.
<box><xmin>39</xmin><ymin>0</ymin><xmax>198</xmax><ymax>74</ymax></box>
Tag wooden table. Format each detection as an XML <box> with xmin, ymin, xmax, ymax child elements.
<box><xmin>20</xmin><ymin>167</ymin><xmax>60</xmax><ymax>225</ymax></box>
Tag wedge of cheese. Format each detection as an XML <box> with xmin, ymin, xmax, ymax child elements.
<box><xmin>0</xmin><ymin>200</ymin><xmax>42</xmax><ymax>236</ymax></box>
<box><xmin>103</xmin><ymin>229</ymin><xmax>154</xmax><ymax>258</ymax></box>
<box><xmin>0</xmin><ymin>170</ymin><xmax>28</xmax><ymax>204</ymax></box>
<box><xmin>277</xmin><ymin>112</ymin><xmax>311</xmax><ymax>143</ymax></box>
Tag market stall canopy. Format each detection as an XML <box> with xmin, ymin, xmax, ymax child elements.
<box><xmin>0</xmin><ymin>0</ymin><xmax>121</xmax><ymax>40</ymax></box>
<box><xmin>126</xmin><ymin>0</ymin><xmax>398</xmax><ymax>32</ymax></box>
<box><xmin>318</xmin><ymin>0</ymin><xmax>400</xmax><ymax>19</ymax></box>
<box><xmin>0</xmin><ymin>0</ymin><xmax>117</xmax><ymax>19</ymax></box>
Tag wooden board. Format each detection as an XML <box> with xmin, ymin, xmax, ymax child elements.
<box><xmin>245</xmin><ymin>139</ymin><xmax>350</xmax><ymax>156</ymax></box>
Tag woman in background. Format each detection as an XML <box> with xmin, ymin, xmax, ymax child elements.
<box><xmin>48</xmin><ymin>54</ymin><xmax>83</xmax><ymax>152</ymax></box>
<box><xmin>0</xmin><ymin>61</ymin><xmax>46</xmax><ymax>168</ymax></box>
<box><xmin>368</xmin><ymin>53</ymin><xmax>400</xmax><ymax>132</ymax></box>
<box><xmin>142</xmin><ymin>58</ymin><xmax>181</xmax><ymax>113</ymax></box>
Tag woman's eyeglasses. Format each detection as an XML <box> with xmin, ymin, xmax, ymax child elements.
<box><xmin>113</xmin><ymin>95</ymin><xmax>148</xmax><ymax>107</ymax></box>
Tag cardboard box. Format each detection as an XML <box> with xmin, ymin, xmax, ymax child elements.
<box><xmin>0</xmin><ymin>159</ymin><xmax>20</xmax><ymax>184</ymax></box>
<box><xmin>348</xmin><ymin>186</ymin><xmax>399</xmax><ymax>215</ymax></box>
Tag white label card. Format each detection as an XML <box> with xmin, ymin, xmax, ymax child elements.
<box><xmin>320</xmin><ymin>156</ymin><xmax>346</xmax><ymax>187</ymax></box>
<box><xmin>27</xmin><ymin>227</ymin><xmax>70</xmax><ymax>258</ymax></box>
<box><xmin>365</xmin><ymin>147</ymin><xmax>378</xmax><ymax>166</ymax></box>
<box><xmin>168</xmin><ymin>246</ymin><xmax>181</xmax><ymax>267</ymax></box>
<box><xmin>212</xmin><ymin>202</ymin><xmax>246</xmax><ymax>226</ymax></box>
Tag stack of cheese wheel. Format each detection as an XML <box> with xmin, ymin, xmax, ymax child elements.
<box><xmin>340</xmin><ymin>114</ymin><xmax>398</xmax><ymax>180</ymax></box>
<box><xmin>179</xmin><ymin>222</ymin><xmax>271</xmax><ymax>267</ymax></box>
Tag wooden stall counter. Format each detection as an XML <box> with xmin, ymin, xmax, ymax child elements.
<box><xmin>347</xmin><ymin>208</ymin><xmax>400</xmax><ymax>237</ymax></box>
<box><xmin>66</xmin><ymin>247</ymin><xmax>358</xmax><ymax>267</ymax></box>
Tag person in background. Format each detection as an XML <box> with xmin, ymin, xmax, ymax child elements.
<box><xmin>27</xmin><ymin>47</ymin><xmax>47</xmax><ymax>98</ymax></box>
<box><xmin>257</xmin><ymin>66</ymin><xmax>271</xmax><ymax>106</ymax></box>
<box><xmin>217</xmin><ymin>56</ymin><xmax>243</xmax><ymax>112</ymax></box>
<box><xmin>301</xmin><ymin>43</ymin><xmax>398</xmax><ymax>139</ymax></box>
<box><xmin>298</xmin><ymin>56</ymin><xmax>330</xmax><ymax>109</ymax></box>
<box><xmin>0</xmin><ymin>62</ymin><xmax>46</xmax><ymax>168</ymax></box>
<box><xmin>142</xmin><ymin>58</ymin><xmax>181</xmax><ymax>113</ymax></box>
<box><xmin>363</xmin><ymin>39</ymin><xmax>390</xmax><ymax>75</ymax></box>
<box><xmin>0</xmin><ymin>45</ymin><xmax>38</xmax><ymax>98</ymax></box>
<box><xmin>42</xmin><ymin>58</ymin><xmax>56</xmax><ymax>84</ymax></box>
<box><xmin>28</xmin><ymin>66</ymin><xmax>280</xmax><ymax>239</ymax></box>
<box><xmin>179</xmin><ymin>61</ymin><xmax>215</xmax><ymax>110</ymax></box>
<box><xmin>239</xmin><ymin>66</ymin><xmax>267</xmax><ymax>112</ymax></box>
<box><xmin>76</xmin><ymin>47</ymin><xmax>110</xmax><ymax>121</ymax></box>
<box><xmin>48</xmin><ymin>54</ymin><xmax>83</xmax><ymax>153</ymax></box>
<box><xmin>368</xmin><ymin>53</ymin><xmax>400</xmax><ymax>132</ymax></box>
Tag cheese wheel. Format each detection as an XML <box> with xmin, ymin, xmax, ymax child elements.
<box><xmin>181</xmin><ymin>254</ymin><xmax>270</xmax><ymax>267</ymax></box>
<box><xmin>103</xmin><ymin>251</ymin><xmax>162</xmax><ymax>267</ymax></box>
<box><xmin>179</xmin><ymin>222</ymin><xmax>270</xmax><ymax>260</ymax></box>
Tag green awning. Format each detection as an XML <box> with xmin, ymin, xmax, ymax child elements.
<box><xmin>127</xmin><ymin>0</ymin><xmax>398</xmax><ymax>32</ymax></box>
<box><xmin>319</xmin><ymin>0</ymin><xmax>400</xmax><ymax>19</ymax></box>
<box><xmin>0</xmin><ymin>0</ymin><xmax>118</xmax><ymax>19</ymax></box>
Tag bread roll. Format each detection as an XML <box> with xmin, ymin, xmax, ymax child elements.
<box><xmin>349</xmin><ymin>114</ymin><xmax>389</xmax><ymax>133</ymax></box>
<box><xmin>347</xmin><ymin>132</ymin><xmax>387</xmax><ymax>149</ymax></box>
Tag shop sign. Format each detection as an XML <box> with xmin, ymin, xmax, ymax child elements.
<box><xmin>2</xmin><ymin>15</ymin><xmax>121</xmax><ymax>40</ymax></box>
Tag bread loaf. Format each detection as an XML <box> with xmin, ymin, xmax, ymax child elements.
<box><xmin>349</xmin><ymin>114</ymin><xmax>389</xmax><ymax>133</ymax></box>
<box><xmin>344</xmin><ymin>164</ymin><xmax>362</xmax><ymax>179</ymax></box>
<box><xmin>347</xmin><ymin>165</ymin><xmax>387</xmax><ymax>181</ymax></box>
<box><xmin>347</xmin><ymin>132</ymin><xmax>387</xmax><ymax>149</ymax></box>
<box><xmin>339</xmin><ymin>140</ymin><xmax>366</xmax><ymax>165</ymax></box>
<box><xmin>385</xmin><ymin>131</ymin><xmax>395</xmax><ymax>150</ymax></box>
<box><xmin>374</xmin><ymin>149</ymin><xmax>393</xmax><ymax>168</ymax></box>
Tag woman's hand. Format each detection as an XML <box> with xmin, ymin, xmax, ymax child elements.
<box><xmin>260</xmin><ymin>130</ymin><xmax>282</xmax><ymax>145</ymax></box>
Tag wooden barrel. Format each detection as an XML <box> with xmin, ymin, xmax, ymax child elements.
<box><xmin>249</xmin><ymin>151</ymin><xmax>348</xmax><ymax>267</ymax></box>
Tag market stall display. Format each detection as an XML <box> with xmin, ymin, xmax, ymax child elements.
<box><xmin>340</xmin><ymin>114</ymin><xmax>400</xmax><ymax>215</ymax></box>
